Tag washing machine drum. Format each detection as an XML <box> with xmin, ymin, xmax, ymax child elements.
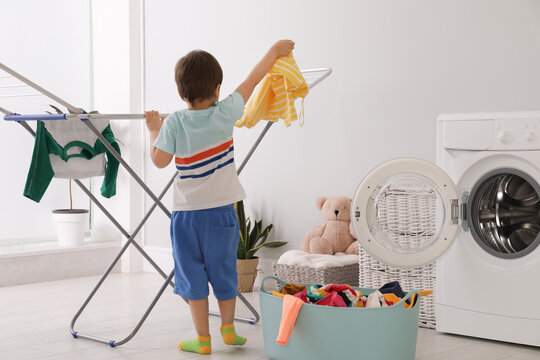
<box><xmin>351</xmin><ymin>158</ymin><xmax>540</xmax><ymax>268</ymax></box>
<box><xmin>468</xmin><ymin>171</ymin><xmax>540</xmax><ymax>258</ymax></box>
<box><xmin>351</xmin><ymin>158</ymin><xmax>460</xmax><ymax>268</ymax></box>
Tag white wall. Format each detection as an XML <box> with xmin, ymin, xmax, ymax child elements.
<box><xmin>143</xmin><ymin>0</ymin><xmax>540</xmax><ymax>260</ymax></box>
<box><xmin>90</xmin><ymin>0</ymin><xmax>146</xmax><ymax>271</ymax></box>
<box><xmin>0</xmin><ymin>0</ymin><xmax>92</xmax><ymax>243</ymax></box>
<box><xmin>0</xmin><ymin>1</ymin><xmax>139</xmax><ymax>257</ymax></box>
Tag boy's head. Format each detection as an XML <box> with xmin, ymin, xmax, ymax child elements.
<box><xmin>175</xmin><ymin>50</ymin><xmax>223</xmax><ymax>105</ymax></box>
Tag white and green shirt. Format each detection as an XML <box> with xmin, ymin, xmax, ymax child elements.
<box><xmin>153</xmin><ymin>92</ymin><xmax>246</xmax><ymax>211</ymax></box>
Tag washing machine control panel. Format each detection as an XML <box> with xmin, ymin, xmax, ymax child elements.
<box><xmin>492</xmin><ymin>119</ymin><xmax>540</xmax><ymax>150</ymax></box>
<box><xmin>441</xmin><ymin>113</ymin><xmax>540</xmax><ymax>151</ymax></box>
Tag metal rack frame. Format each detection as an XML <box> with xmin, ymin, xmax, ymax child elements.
<box><xmin>0</xmin><ymin>61</ymin><xmax>331</xmax><ymax>347</ymax></box>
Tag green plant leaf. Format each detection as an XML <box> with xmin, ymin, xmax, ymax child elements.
<box><xmin>235</xmin><ymin>201</ymin><xmax>248</xmax><ymax>259</ymax></box>
<box><xmin>49</xmin><ymin>104</ymin><xmax>63</xmax><ymax>114</ymax></box>
<box><xmin>238</xmin><ymin>237</ymin><xmax>246</xmax><ymax>259</ymax></box>
<box><xmin>262</xmin><ymin>240</ymin><xmax>288</xmax><ymax>248</ymax></box>
<box><xmin>248</xmin><ymin>220</ymin><xmax>262</xmax><ymax>251</ymax></box>
<box><xmin>251</xmin><ymin>223</ymin><xmax>270</xmax><ymax>249</ymax></box>
<box><xmin>246</xmin><ymin>240</ymin><xmax>286</xmax><ymax>258</ymax></box>
<box><xmin>235</xmin><ymin>201</ymin><xmax>279</xmax><ymax>259</ymax></box>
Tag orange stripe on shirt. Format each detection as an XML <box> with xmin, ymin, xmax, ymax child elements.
<box><xmin>175</xmin><ymin>139</ymin><xmax>233</xmax><ymax>165</ymax></box>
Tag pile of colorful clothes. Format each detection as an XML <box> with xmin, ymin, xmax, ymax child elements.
<box><xmin>272</xmin><ymin>280</ymin><xmax>432</xmax><ymax>308</ymax></box>
<box><xmin>274</xmin><ymin>280</ymin><xmax>433</xmax><ymax>345</ymax></box>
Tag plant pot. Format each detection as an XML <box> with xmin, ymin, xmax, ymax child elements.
<box><xmin>51</xmin><ymin>209</ymin><xmax>89</xmax><ymax>246</ymax></box>
<box><xmin>237</xmin><ymin>257</ymin><xmax>259</xmax><ymax>292</ymax></box>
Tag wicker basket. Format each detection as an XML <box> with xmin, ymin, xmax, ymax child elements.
<box><xmin>360</xmin><ymin>182</ymin><xmax>438</xmax><ymax>328</ymax></box>
<box><xmin>358</xmin><ymin>249</ymin><xmax>436</xmax><ymax>328</ymax></box>
<box><xmin>272</xmin><ymin>262</ymin><xmax>359</xmax><ymax>287</ymax></box>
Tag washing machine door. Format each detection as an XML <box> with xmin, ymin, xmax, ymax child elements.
<box><xmin>351</xmin><ymin>158</ymin><xmax>460</xmax><ymax>268</ymax></box>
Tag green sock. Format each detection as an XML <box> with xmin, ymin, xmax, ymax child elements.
<box><xmin>220</xmin><ymin>324</ymin><xmax>247</xmax><ymax>345</ymax></box>
<box><xmin>178</xmin><ymin>335</ymin><xmax>211</xmax><ymax>354</ymax></box>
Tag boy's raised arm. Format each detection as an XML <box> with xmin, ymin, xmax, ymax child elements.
<box><xmin>235</xmin><ymin>40</ymin><xmax>295</xmax><ymax>104</ymax></box>
<box><xmin>145</xmin><ymin>110</ymin><xmax>173</xmax><ymax>168</ymax></box>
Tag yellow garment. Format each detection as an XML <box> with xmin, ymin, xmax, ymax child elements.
<box><xmin>272</xmin><ymin>283</ymin><xmax>307</xmax><ymax>298</ymax></box>
<box><xmin>235</xmin><ymin>53</ymin><xmax>308</xmax><ymax>128</ymax></box>
<box><xmin>278</xmin><ymin>283</ymin><xmax>307</xmax><ymax>295</ymax></box>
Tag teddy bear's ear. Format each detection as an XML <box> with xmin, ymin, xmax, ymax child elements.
<box><xmin>316</xmin><ymin>197</ymin><xmax>327</xmax><ymax>210</ymax></box>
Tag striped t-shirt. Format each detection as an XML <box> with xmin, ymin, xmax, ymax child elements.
<box><xmin>153</xmin><ymin>92</ymin><xmax>246</xmax><ymax>211</ymax></box>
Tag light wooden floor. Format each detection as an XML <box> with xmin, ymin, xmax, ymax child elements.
<box><xmin>1</xmin><ymin>273</ymin><xmax>539</xmax><ymax>360</ymax></box>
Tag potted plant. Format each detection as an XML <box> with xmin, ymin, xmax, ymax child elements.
<box><xmin>235</xmin><ymin>201</ymin><xmax>287</xmax><ymax>292</ymax></box>
<box><xmin>46</xmin><ymin>105</ymin><xmax>89</xmax><ymax>246</ymax></box>
<box><xmin>52</xmin><ymin>179</ymin><xmax>89</xmax><ymax>246</ymax></box>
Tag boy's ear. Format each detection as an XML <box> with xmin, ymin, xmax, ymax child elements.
<box><xmin>214</xmin><ymin>84</ymin><xmax>221</xmax><ymax>99</ymax></box>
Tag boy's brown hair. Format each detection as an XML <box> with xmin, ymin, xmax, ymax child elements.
<box><xmin>174</xmin><ymin>50</ymin><xmax>223</xmax><ymax>105</ymax></box>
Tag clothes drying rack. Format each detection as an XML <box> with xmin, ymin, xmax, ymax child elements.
<box><xmin>0</xmin><ymin>61</ymin><xmax>331</xmax><ymax>347</ymax></box>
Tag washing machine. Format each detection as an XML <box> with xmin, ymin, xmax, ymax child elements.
<box><xmin>351</xmin><ymin>111</ymin><xmax>540</xmax><ymax>346</ymax></box>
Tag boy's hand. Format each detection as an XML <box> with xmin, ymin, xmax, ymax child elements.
<box><xmin>235</xmin><ymin>39</ymin><xmax>295</xmax><ymax>104</ymax></box>
<box><xmin>144</xmin><ymin>110</ymin><xmax>164</xmax><ymax>133</ymax></box>
<box><xmin>272</xmin><ymin>40</ymin><xmax>295</xmax><ymax>57</ymax></box>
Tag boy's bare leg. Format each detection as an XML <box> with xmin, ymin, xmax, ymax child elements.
<box><xmin>218</xmin><ymin>297</ymin><xmax>247</xmax><ymax>345</ymax></box>
<box><xmin>217</xmin><ymin>297</ymin><xmax>236</xmax><ymax>325</ymax></box>
<box><xmin>189</xmin><ymin>298</ymin><xmax>210</xmax><ymax>336</ymax></box>
<box><xmin>178</xmin><ymin>298</ymin><xmax>212</xmax><ymax>354</ymax></box>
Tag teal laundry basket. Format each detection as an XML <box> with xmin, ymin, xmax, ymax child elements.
<box><xmin>259</xmin><ymin>276</ymin><xmax>421</xmax><ymax>360</ymax></box>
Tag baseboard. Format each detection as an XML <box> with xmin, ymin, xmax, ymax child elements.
<box><xmin>142</xmin><ymin>246</ymin><xmax>277</xmax><ymax>291</ymax></box>
<box><xmin>0</xmin><ymin>242</ymin><xmax>121</xmax><ymax>287</ymax></box>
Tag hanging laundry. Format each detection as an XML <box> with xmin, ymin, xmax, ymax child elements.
<box><xmin>235</xmin><ymin>53</ymin><xmax>308</xmax><ymax>128</ymax></box>
<box><xmin>24</xmin><ymin>119</ymin><xmax>120</xmax><ymax>202</ymax></box>
<box><xmin>276</xmin><ymin>294</ymin><xmax>304</xmax><ymax>345</ymax></box>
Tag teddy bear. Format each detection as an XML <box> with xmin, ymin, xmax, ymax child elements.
<box><xmin>300</xmin><ymin>196</ymin><xmax>359</xmax><ymax>255</ymax></box>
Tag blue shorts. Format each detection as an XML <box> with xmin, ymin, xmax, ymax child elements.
<box><xmin>170</xmin><ymin>204</ymin><xmax>239</xmax><ymax>301</ymax></box>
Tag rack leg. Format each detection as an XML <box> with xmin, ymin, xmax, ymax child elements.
<box><xmin>73</xmin><ymin>177</ymin><xmax>175</xmax><ymax>282</ymax></box>
<box><xmin>237</xmin><ymin>121</ymin><xmax>274</xmax><ymax>174</ymax></box>
<box><xmin>15</xmin><ymin>120</ymin><xmax>179</xmax><ymax>345</ymax></box>
<box><xmin>72</xmin><ymin>270</ymin><xmax>175</xmax><ymax>348</ymax></box>
<box><xmin>69</xmin><ymin>177</ymin><xmax>176</xmax><ymax>340</ymax></box>
<box><xmin>82</xmin><ymin>119</ymin><xmax>171</xmax><ymax>218</ymax></box>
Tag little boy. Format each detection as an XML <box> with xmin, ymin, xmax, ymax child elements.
<box><xmin>145</xmin><ymin>40</ymin><xmax>294</xmax><ymax>355</ymax></box>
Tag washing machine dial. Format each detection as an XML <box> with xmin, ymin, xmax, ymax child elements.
<box><xmin>499</xmin><ymin>130</ymin><xmax>512</xmax><ymax>143</ymax></box>
<box><xmin>526</xmin><ymin>132</ymin><xmax>535</xmax><ymax>142</ymax></box>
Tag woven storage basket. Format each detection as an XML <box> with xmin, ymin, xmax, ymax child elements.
<box><xmin>359</xmin><ymin>249</ymin><xmax>436</xmax><ymax>328</ymax></box>
<box><xmin>360</xmin><ymin>182</ymin><xmax>437</xmax><ymax>328</ymax></box>
<box><xmin>272</xmin><ymin>262</ymin><xmax>359</xmax><ymax>287</ymax></box>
